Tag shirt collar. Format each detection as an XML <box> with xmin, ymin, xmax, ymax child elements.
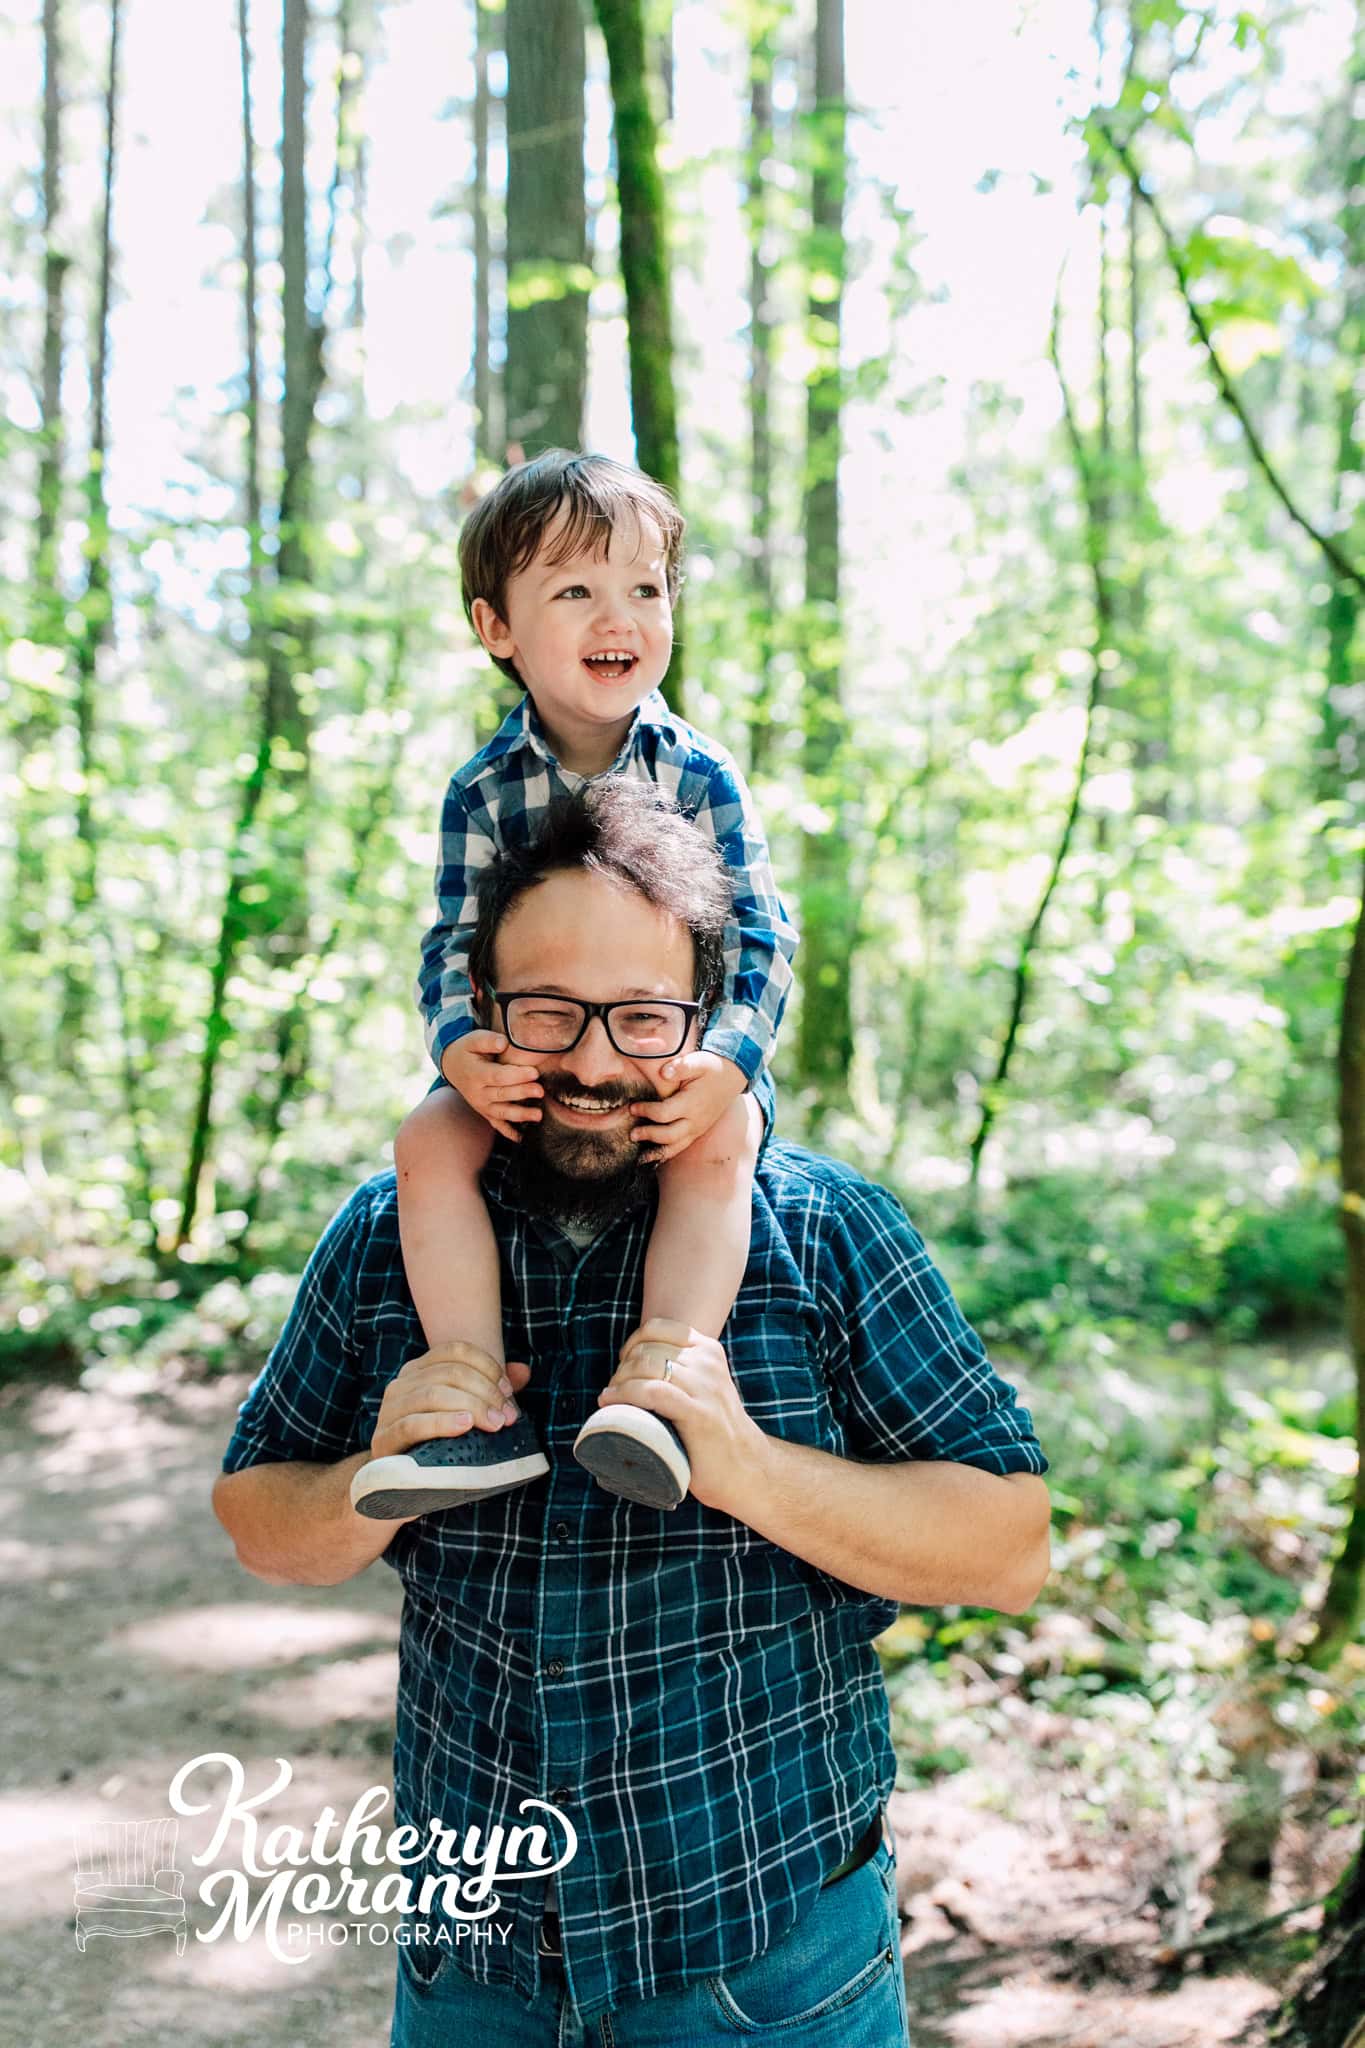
<box><xmin>492</xmin><ymin>689</ymin><xmax>682</xmax><ymax>772</ymax></box>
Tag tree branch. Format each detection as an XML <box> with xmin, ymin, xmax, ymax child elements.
<box><xmin>1098</xmin><ymin>123</ymin><xmax>1365</xmax><ymax>598</ymax></box>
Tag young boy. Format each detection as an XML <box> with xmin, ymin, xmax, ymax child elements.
<box><xmin>349</xmin><ymin>450</ymin><xmax>796</xmax><ymax>1520</ymax></box>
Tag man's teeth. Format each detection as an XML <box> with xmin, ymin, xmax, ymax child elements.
<box><xmin>555</xmin><ymin>1094</ymin><xmax>618</xmax><ymax>1113</ymax></box>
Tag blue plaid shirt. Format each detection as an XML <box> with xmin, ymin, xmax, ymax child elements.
<box><xmin>221</xmin><ymin>1143</ymin><xmax>1048</xmax><ymax>2023</ymax></box>
<box><xmin>416</xmin><ymin>691</ymin><xmax>797</xmax><ymax>1085</ymax></box>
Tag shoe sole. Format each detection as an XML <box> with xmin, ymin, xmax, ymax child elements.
<box><xmin>572</xmin><ymin>1406</ymin><xmax>690</xmax><ymax>1511</ymax></box>
<box><xmin>351</xmin><ymin>1449</ymin><xmax>549</xmax><ymax>1520</ymax></box>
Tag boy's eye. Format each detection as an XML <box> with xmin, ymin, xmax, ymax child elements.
<box><xmin>555</xmin><ymin>584</ymin><xmax>589</xmax><ymax>599</ymax></box>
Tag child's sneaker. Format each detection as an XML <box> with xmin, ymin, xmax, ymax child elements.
<box><xmin>572</xmin><ymin>1407</ymin><xmax>690</xmax><ymax>1511</ymax></box>
<box><xmin>350</xmin><ymin>1413</ymin><xmax>548</xmax><ymax>1520</ymax></box>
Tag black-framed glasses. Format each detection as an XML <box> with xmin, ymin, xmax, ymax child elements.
<box><xmin>488</xmin><ymin>989</ymin><xmax>703</xmax><ymax>1059</ymax></box>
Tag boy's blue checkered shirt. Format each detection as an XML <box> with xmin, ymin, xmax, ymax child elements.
<box><xmin>221</xmin><ymin>1142</ymin><xmax>1048</xmax><ymax>2024</ymax></box>
<box><xmin>416</xmin><ymin>689</ymin><xmax>797</xmax><ymax>1083</ymax></box>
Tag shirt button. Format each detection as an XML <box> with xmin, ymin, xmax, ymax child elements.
<box><xmin>545</xmin><ymin>1658</ymin><xmax>566</xmax><ymax>1678</ymax></box>
<box><xmin>550</xmin><ymin>1786</ymin><xmax>572</xmax><ymax>1804</ymax></box>
<box><xmin>553</xmin><ymin>1523</ymin><xmax>570</xmax><ymax>1541</ymax></box>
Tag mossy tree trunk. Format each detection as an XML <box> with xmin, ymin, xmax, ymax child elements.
<box><xmin>795</xmin><ymin>0</ymin><xmax>854</xmax><ymax>1108</ymax></box>
<box><xmin>504</xmin><ymin>0</ymin><xmax>587</xmax><ymax>458</ymax></box>
<box><xmin>1266</xmin><ymin>1842</ymin><xmax>1365</xmax><ymax>2048</ymax></box>
<box><xmin>593</xmin><ymin>0</ymin><xmax>683</xmax><ymax>711</ymax></box>
<box><xmin>745</xmin><ymin>0</ymin><xmax>778</xmax><ymax>774</ymax></box>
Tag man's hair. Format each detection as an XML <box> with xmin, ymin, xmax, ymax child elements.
<box><xmin>459</xmin><ymin>450</ymin><xmax>687</xmax><ymax>685</ymax></box>
<box><xmin>467</xmin><ymin>779</ymin><xmax>731</xmax><ymax>1008</ymax></box>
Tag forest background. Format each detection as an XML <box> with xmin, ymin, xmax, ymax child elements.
<box><xmin>2</xmin><ymin>0</ymin><xmax>1364</xmax><ymax>2038</ymax></box>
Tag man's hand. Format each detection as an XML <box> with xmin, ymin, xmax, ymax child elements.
<box><xmin>596</xmin><ymin>1318</ymin><xmax>765</xmax><ymax>1515</ymax></box>
<box><xmin>367</xmin><ymin>1343</ymin><xmax>532</xmax><ymax>1471</ymax></box>
<box><xmin>441</xmin><ymin>1031</ymin><xmax>542</xmax><ymax>1143</ymax></box>
<box><xmin>630</xmin><ymin>1050</ymin><xmax>747</xmax><ymax>1165</ymax></box>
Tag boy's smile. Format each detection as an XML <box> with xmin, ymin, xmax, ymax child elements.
<box><xmin>471</xmin><ymin>509</ymin><xmax>674</xmax><ymax>776</ymax></box>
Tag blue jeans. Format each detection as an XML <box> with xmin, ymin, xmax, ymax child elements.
<box><xmin>390</xmin><ymin>1839</ymin><xmax>910</xmax><ymax>2047</ymax></box>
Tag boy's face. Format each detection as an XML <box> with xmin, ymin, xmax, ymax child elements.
<box><xmin>471</xmin><ymin>508</ymin><xmax>673</xmax><ymax>762</ymax></box>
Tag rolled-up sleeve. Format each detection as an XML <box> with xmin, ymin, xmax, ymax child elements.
<box><xmin>683</xmin><ymin>753</ymin><xmax>798</xmax><ymax>1082</ymax></box>
<box><xmin>415</xmin><ymin>774</ymin><xmax>501</xmax><ymax>1070</ymax></box>
<box><xmin>221</xmin><ymin>1189</ymin><xmax>373</xmax><ymax>1472</ymax></box>
<box><xmin>816</xmin><ymin>1178</ymin><xmax>1049</xmax><ymax>1475</ymax></box>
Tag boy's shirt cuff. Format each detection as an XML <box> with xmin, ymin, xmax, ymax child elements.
<box><xmin>699</xmin><ymin>1008</ymin><xmax>768</xmax><ymax>1084</ymax></box>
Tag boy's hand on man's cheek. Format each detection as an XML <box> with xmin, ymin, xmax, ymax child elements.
<box><xmin>631</xmin><ymin>1051</ymin><xmax>747</xmax><ymax>1162</ymax></box>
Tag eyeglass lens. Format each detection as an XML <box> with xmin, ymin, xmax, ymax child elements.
<box><xmin>503</xmin><ymin>997</ymin><xmax>687</xmax><ymax>1057</ymax></box>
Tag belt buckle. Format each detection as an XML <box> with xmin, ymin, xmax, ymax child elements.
<box><xmin>537</xmin><ymin>1913</ymin><xmax>562</xmax><ymax>1959</ymax></box>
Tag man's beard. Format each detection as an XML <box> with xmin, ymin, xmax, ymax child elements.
<box><xmin>505</xmin><ymin>1073</ymin><xmax>660</xmax><ymax>1231</ymax></box>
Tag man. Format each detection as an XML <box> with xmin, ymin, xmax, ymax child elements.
<box><xmin>213</xmin><ymin>780</ymin><xmax>1051</xmax><ymax>2048</ymax></box>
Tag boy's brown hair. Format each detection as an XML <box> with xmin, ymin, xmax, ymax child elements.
<box><xmin>459</xmin><ymin>449</ymin><xmax>687</xmax><ymax>685</ymax></box>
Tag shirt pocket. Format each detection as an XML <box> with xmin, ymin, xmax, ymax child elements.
<box><xmin>352</xmin><ymin>1318</ymin><xmax>425</xmax><ymax>1454</ymax></box>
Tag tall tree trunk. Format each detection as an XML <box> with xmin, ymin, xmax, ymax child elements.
<box><xmin>178</xmin><ymin>0</ymin><xmax>327</xmax><ymax>1245</ymax></box>
<box><xmin>1266</xmin><ymin>1841</ymin><xmax>1365</xmax><ymax>2047</ymax></box>
<box><xmin>11</xmin><ymin>0</ymin><xmax>70</xmax><ymax>971</ymax></box>
<box><xmin>472</xmin><ymin>0</ymin><xmax>498</xmax><ymax>463</ymax></box>
<box><xmin>593</xmin><ymin>0</ymin><xmax>683</xmax><ymax>708</ymax></box>
<box><xmin>62</xmin><ymin>0</ymin><xmax>121</xmax><ymax>1045</ymax></box>
<box><xmin>503</xmin><ymin>0</ymin><xmax>587</xmax><ymax>458</ymax></box>
<box><xmin>593</xmin><ymin>0</ymin><xmax>678</xmax><ymax>499</ymax></box>
<box><xmin>34</xmin><ymin>0</ymin><xmax>67</xmax><ymax>629</ymax></box>
<box><xmin>968</xmin><ymin>290</ymin><xmax>1108</xmax><ymax>1187</ymax></box>
<box><xmin>795</xmin><ymin>0</ymin><xmax>853</xmax><ymax>1106</ymax></box>
<box><xmin>745</xmin><ymin>1</ymin><xmax>777</xmax><ymax>774</ymax></box>
<box><xmin>1298</xmin><ymin>0</ymin><xmax>1365</xmax><ymax>1668</ymax></box>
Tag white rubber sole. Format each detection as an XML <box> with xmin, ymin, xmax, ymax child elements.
<box><xmin>572</xmin><ymin>1405</ymin><xmax>691</xmax><ymax>1510</ymax></box>
<box><xmin>350</xmin><ymin>1448</ymin><xmax>549</xmax><ymax>1519</ymax></box>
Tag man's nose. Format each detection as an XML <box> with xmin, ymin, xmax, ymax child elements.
<box><xmin>560</xmin><ymin>1015</ymin><xmax>620</xmax><ymax>1084</ymax></box>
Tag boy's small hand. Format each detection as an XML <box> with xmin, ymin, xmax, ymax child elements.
<box><xmin>631</xmin><ymin>1050</ymin><xmax>747</xmax><ymax>1164</ymax></box>
<box><xmin>441</xmin><ymin>1030</ymin><xmax>542</xmax><ymax>1144</ymax></box>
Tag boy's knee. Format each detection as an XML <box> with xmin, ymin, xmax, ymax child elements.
<box><xmin>395</xmin><ymin>1090</ymin><xmax>491</xmax><ymax>1177</ymax></box>
<box><xmin>671</xmin><ymin>1093</ymin><xmax>762</xmax><ymax>1176</ymax></box>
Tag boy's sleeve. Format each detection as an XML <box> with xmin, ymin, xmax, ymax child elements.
<box><xmin>220</xmin><ymin>1188</ymin><xmax>374</xmax><ymax>1472</ymax></box>
<box><xmin>685</xmin><ymin>753</ymin><xmax>798</xmax><ymax>1083</ymax></box>
<box><xmin>815</xmin><ymin>1176</ymin><xmax>1050</xmax><ymax>1477</ymax></box>
<box><xmin>415</xmin><ymin>774</ymin><xmax>501</xmax><ymax>1071</ymax></box>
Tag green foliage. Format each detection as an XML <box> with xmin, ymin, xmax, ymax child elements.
<box><xmin>938</xmin><ymin>1171</ymin><xmax>1341</xmax><ymax>1344</ymax></box>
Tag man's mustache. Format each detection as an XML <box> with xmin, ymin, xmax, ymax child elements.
<box><xmin>538</xmin><ymin>1076</ymin><xmax>657</xmax><ymax>1109</ymax></box>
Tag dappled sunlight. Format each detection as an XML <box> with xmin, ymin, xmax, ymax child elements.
<box><xmin>0</xmin><ymin>1534</ymin><xmax>110</xmax><ymax>1581</ymax></box>
<box><xmin>108</xmin><ymin>1602</ymin><xmax>399</xmax><ymax>1675</ymax></box>
<box><xmin>250</xmin><ymin>1652</ymin><xmax>400</xmax><ymax>1729</ymax></box>
<box><xmin>938</xmin><ymin>1975</ymin><xmax>1275</xmax><ymax>2047</ymax></box>
<box><xmin>90</xmin><ymin>1491</ymin><xmax>175</xmax><ymax>1535</ymax></box>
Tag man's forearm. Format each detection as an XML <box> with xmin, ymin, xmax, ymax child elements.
<box><xmin>744</xmin><ymin>1437</ymin><xmax>1051</xmax><ymax>1612</ymax></box>
<box><xmin>212</xmin><ymin>1455</ymin><xmax>402</xmax><ymax>1587</ymax></box>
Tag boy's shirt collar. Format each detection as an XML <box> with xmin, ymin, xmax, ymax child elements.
<box><xmin>487</xmin><ymin>688</ymin><xmax>682</xmax><ymax>772</ymax></box>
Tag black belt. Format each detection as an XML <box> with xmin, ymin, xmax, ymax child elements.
<box><xmin>537</xmin><ymin>1810</ymin><xmax>884</xmax><ymax>1961</ymax></box>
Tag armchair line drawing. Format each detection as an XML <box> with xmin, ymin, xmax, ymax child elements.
<box><xmin>72</xmin><ymin>1816</ymin><xmax>188</xmax><ymax>1955</ymax></box>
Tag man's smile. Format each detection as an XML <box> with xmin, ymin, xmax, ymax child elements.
<box><xmin>546</xmin><ymin>1094</ymin><xmax>627</xmax><ymax>1123</ymax></box>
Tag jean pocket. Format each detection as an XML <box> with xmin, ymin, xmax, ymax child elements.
<box><xmin>395</xmin><ymin>1928</ymin><xmax>450</xmax><ymax>1995</ymax></box>
<box><xmin>706</xmin><ymin>1861</ymin><xmax>898</xmax><ymax>2033</ymax></box>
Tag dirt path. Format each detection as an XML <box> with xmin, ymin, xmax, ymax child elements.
<box><xmin>1</xmin><ymin>1370</ymin><xmax>1314</xmax><ymax>2047</ymax></box>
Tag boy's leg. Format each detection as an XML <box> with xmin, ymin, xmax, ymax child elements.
<box><xmin>572</xmin><ymin>1095</ymin><xmax>762</xmax><ymax>1511</ymax></box>
<box><xmin>352</xmin><ymin>1088</ymin><xmax>548</xmax><ymax>1520</ymax></box>
<box><xmin>395</xmin><ymin>1087</ymin><xmax>503</xmax><ymax>1362</ymax></box>
<box><xmin>639</xmin><ymin>1091</ymin><xmax>761</xmax><ymax>1336</ymax></box>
